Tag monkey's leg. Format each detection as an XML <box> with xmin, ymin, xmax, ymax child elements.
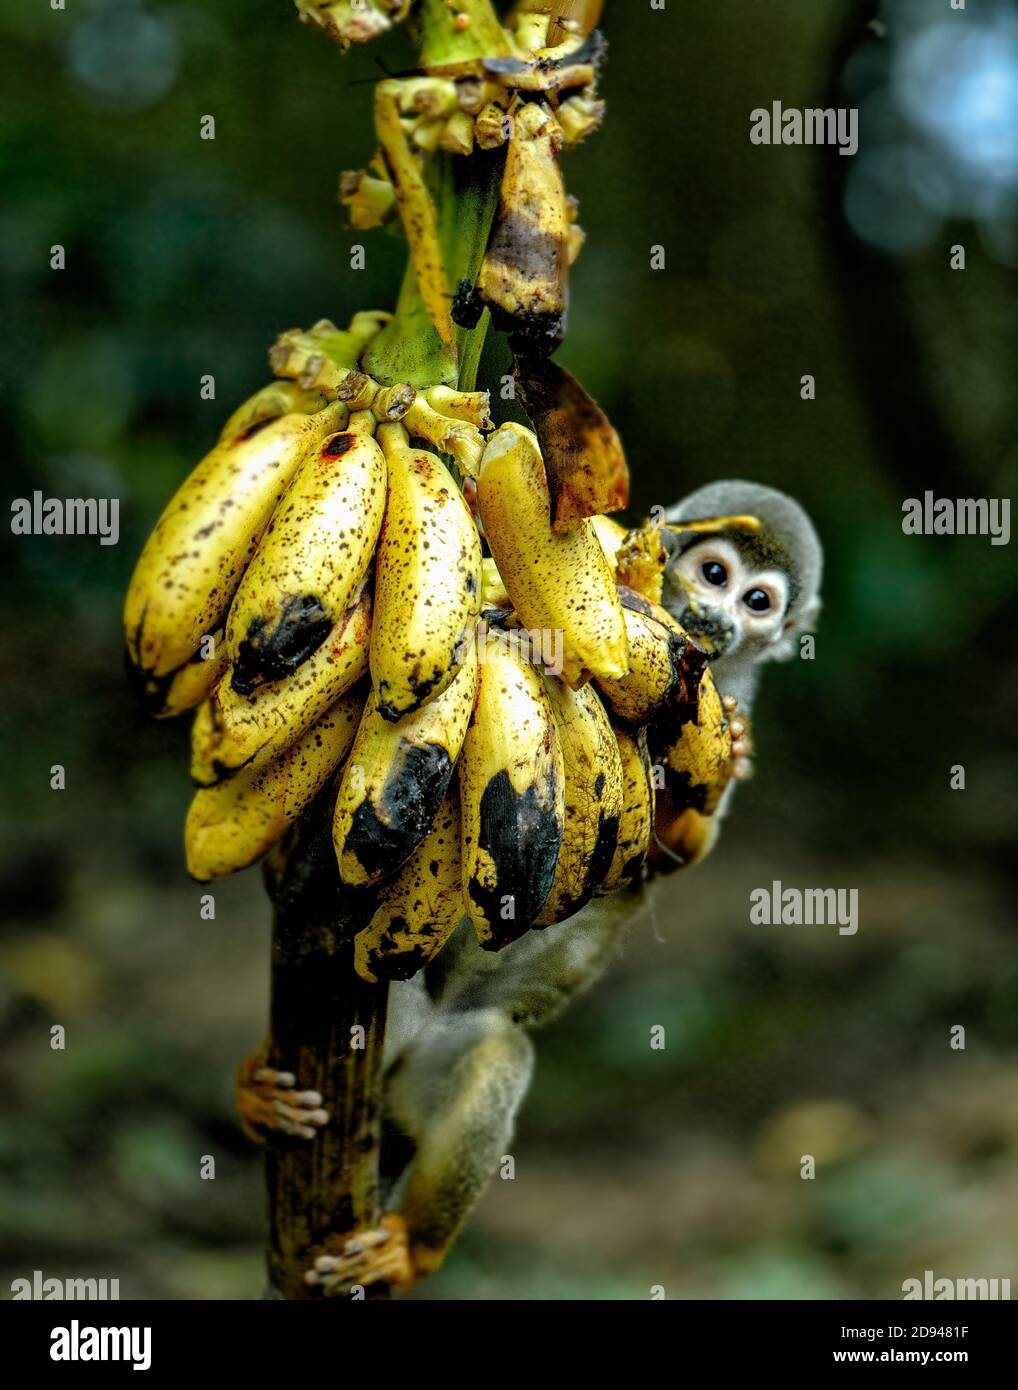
<box><xmin>385</xmin><ymin>1007</ymin><xmax>535</xmax><ymax>1277</ymax></box>
<box><xmin>235</xmin><ymin>1049</ymin><xmax>329</xmax><ymax>1143</ymax></box>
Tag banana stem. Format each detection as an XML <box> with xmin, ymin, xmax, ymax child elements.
<box><xmin>261</xmin><ymin>5</ymin><xmax>509</xmax><ymax>1303</ymax></box>
<box><xmin>265</xmin><ymin>913</ymin><xmax>389</xmax><ymax>1300</ymax></box>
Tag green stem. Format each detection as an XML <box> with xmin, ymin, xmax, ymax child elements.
<box><xmin>362</xmin><ymin>147</ymin><xmax>504</xmax><ymax>390</ymax></box>
<box><xmin>416</xmin><ymin>0</ymin><xmax>511</xmax><ymax>69</ymax></box>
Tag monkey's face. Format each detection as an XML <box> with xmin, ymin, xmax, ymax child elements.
<box><xmin>664</xmin><ymin>536</ymin><xmax>790</xmax><ymax>660</ymax></box>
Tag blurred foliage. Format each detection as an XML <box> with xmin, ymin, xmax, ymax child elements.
<box><xmin>0</xmin><ymin>0</ymin><xmax>1015</xmax><ymax>1299</ymax></box>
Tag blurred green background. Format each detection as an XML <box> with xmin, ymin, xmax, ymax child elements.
<box><xmin>1</xmin><ymin>0</ymin><xmax>1016</xmax><ymax>1300</ymax></box>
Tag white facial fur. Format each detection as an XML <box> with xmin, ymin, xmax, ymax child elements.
<box><xmin>674</xmin><ymin>536</ymin><xmax>789</xmax><ymax>657</ymax></box>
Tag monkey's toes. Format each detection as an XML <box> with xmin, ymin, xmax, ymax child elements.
<box><xmin>305</xmin><ymin>1214</ymin><xmax>415</xmax><ymax>1296</ymax></box>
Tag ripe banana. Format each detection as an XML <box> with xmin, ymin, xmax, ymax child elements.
<box><xmin>459</xmin><ymin>633</ymin><xmax>564</xmax><ymax>949</ymax></box>
<box><xmin>535</xmin><ymin>676</ymin><xmax>622</xmax><ymax>926</ymax></box>
<box><xmin>190</xmin><ymin>585</ymin><xmax>372</xmax><ymax>784</ymax></box>
<box><xmin>354</xmin><ymin>782</ymin><xmax>465</xmax><ymax>983</ymax></box>
<box><xmin>476</xmin><ymin>422</ymin><xmax>629</xmax><ymax>686</ymax></box>
<box><xmin>226</xmin><ymin>423</ymin><xmax>385</xmax><ymax>694</ymax></box>
<box><xmin>599</xmin><ymin>726</ymin><xmax>654</xmax><ymax>895</ymax></box>
<box><xmin>370</xmin><ymin>429</ymin><xmax>482</xmax><ymax>720</ymax></box>
<box><xmin>332</xmin><ymin>647</ymin><xmax>477</xmax><ymax>887</ymax></box>
<box><xmin>124</xmin><ymin>402</ymin><xmax>346</xmax><ymax>681</ymax></box>
<box><xmin>594</xmin><ymin>586</ymin><xmax>693</xmax><ymax>725</ymax></box>
<box><xmin>185</xmin><ymin>689</ymin><xmax>363</xmax><ymax>882</ymax></box>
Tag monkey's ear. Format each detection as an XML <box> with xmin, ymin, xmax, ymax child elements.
<box><xmin>769</xmin><ymin>594</ymin><xmax>821</xmax><ymax>661</ymax></box>
<box><xmin>794</xmin><ymin>594</ymin><xmax>822</xmax><ymax>635</ymax></box>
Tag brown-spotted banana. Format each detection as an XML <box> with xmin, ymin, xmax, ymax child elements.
<box><xmin>190</xmin><ymin>585</ymin><xmax>372</xmax><ymax>784</ymax></box>
<box><xmin>332</xmin><ymin>646</ymin><xmax>477</xmax><ymax>887</ymax></box>
<box><xmin>599</xmin><ymin>726</ymin><xmax>654</xmax><ymax>895</ymax></box>
<box><xmin>534</xmin><ymin>676</ymin><xmax>622</xmax><ymax>926</ymax></box>
<box><xmin>225</xmin><ymin>421</ymin><xmax>385</xmax><ymax>694</ymax></box>
<box><xmin>184</xmin><ymin>688</ymin><xmax>363</xmax><ymax>882</ymax></box>
<box><xmin>476</xmin><ymin>422</ymin><xmax>629</xmax><ymax>686</ymax></box>
<box><xmin>124</xmin><ymin>401</ymin><xmax>346</xmax><ymax>684</ymax></box>
<box><xmin>354</xmin><ymin>781</ymin><xmax>466</xmax><ymax>984</ymax></box>
<box><xmin>594</xmin><ymin>586</ymin><xmax>693</xmax><ymax>725</ymax></box>
<box><xmin>458</xmin><ymin>632</ymin><xmax>564</xmax><ymax>950</ymax></box>
<box><xmin>370</xmin><ymin>426</ymin><xmax>482</xmax><ymax>721</ymax></box>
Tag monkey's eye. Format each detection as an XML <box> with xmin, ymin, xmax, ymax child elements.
<box><xmin>743</xmin><ymin>588</ymin><xmax>771</xmax><ymax>612</ymax></box>
<box><xmin>701</xmin><ymin>561</ymin><xmax>728</xmax><ymax>587</ymax></box>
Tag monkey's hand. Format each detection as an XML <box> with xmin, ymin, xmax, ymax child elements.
<box><xmin>304</xmin><ymin>1213</ymin><xmax>417</xmax><ymax>1297</ymax></box>
<box><xmin>721</xmin><ymin>693</ymin><xmax>753</xmax><ymax>781</ymax></box>
<box><xmin>235</xmin><ymin>1053</ymin><xmax>329</xmax><ymax>1143</ymax></box>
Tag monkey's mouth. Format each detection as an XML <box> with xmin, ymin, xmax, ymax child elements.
<box><xmin>676</xmin><ymin>606</ymin><xmax>738</xmax><ymax>659</ymax></box>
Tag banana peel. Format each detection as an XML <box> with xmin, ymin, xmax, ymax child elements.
<box><xmin>512</xmin><ymin>352</ymin><xmax>628</xmax><ymax>531</ymax></box>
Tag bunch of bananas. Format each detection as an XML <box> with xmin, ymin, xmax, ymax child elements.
<box><xmin>124</xmin><ymin>305</ymin><xmax>736</xmax><ymax>988</ymax></box>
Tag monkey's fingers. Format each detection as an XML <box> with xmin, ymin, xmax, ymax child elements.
<box><xmin>235</xmin><ymin>1056</ymin><xmax>329</xmax><ymax>1143</ymax></box>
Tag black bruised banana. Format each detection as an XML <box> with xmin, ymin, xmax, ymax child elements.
<box><xmin>474</xmin><ymin>98</ymin><xmax>570</xmax><ymax>348</ymax></box>
<box><xmin>332</xmin><ymin>646</ymin><xmax>477</xmax><ymax>887</ymax></box>
<box><xmin>458</xmin><ymin>631</ymin><xmax>565</xmax><ymax>950</ymax></box>
<box><xmin>647</xmin><ymin>659</ymin><xmax>736</xmax><ymax>874</ymax></box>
<box><xmin>599</xmin><ymin>725</ymin><xmax>654</xmax><ymax>896</ymax></box>
<box><xmin>370</xmin><ymin>424</ymin><xmax>482</xmax><ymax>721</ymax></box>
<box><xmin>534</xmin><ymin>676</ymin><xmax>623</xmax><ymax>926</ymax></box>
<box><xmin>353</xmin><ymin>780</ymin><xmax>465</xmax><ymax>984</ymax></box>
<box><xmin>124</xmin><ymin>397</ymin><xmax>346</xmax><ymax>694</ymax></box>
<box><xmin>189</xmin><ymin>585</ymin><xmax>372</xmax><ymax>785</ymax></box>
<box><xmin>184</xmin><ymin>687</ymin><xmax>364</xmax><ymax>883</ymax></box>
<box><xmin>476</xmin><ymin>422</ymin><xmax>628</xmax><ymax>686</ymax></box>
<box><xmin>225</xmin><ymin>412</ymin><xmax>386</xmax><ymax>695</ymax></box>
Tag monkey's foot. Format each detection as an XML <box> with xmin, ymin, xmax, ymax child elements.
<box><xmin>305</xmin><ymin>1213</ymin><xmax>416</xmax><ymax>1296</ymax></box>
<box><xmin>235</xmin><ymin>1055</ymin><xmax>329</xmax><ymax>1142</ymax></box>
<box><xmin>722</xmin><ymin>694</ymin><xmax>753</xmax><ymax>781</ymax></box>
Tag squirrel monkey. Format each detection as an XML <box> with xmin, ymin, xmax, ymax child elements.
<box><xmin>239</xmin><ymin>480</ymin><xmax>823</xmax><ymax>1295</ymax></box>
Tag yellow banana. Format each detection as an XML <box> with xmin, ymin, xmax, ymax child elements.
<box><xmin>129</xmin><ymin>629</ymin><xmax>228</xmax><ymax>720</ymax></box>
<box><xmin>190</xmin><ymin>586</ymin><xmax>371</xmax><ymax>784</ymax></box>
<box><xmin>184</xmin><ymin>689</ymin><xmax>363</xmax><ymax>882</ymax></box>
<box><xmin>599</xmin><ymin>726</ymin><xmax>654</xmax><ymax>894</ymax></box>
<box><xmin>217</xmin><ymin>382</ymin><xmax>331</xmax><ymax>441</ymax></box>
<box><xmin>459</xmin><ymin>633</ymin><xmax>564</xmax><ymax>949</ymax></box>
<box><xmin>590</xmin><ymin>512</ymin><xmax>628</xmax><ymax>567</ymax></box>
<box><xmin>535</xmin><ymin>676</ymin><xmax>623</xmax><ymax>926</ymax></box>
<box><xmin>595</xmin><ymin>588</ymin><xmax>692</xmax><ymax>725</ymax></box>
<box><xmin>476</xmin><ymin>422</ymin><xmax>629</xmax><ymax>685</ymax></box>
<box><xmin>354</xmin><ymin>782</ymin><xmax>465</xmax><ymax>983</ymax></box>
<box><xmin>226</xmin><ymin>424</ymin><xmax>385</xmax><ymax>693</ymax></box>
<box><xmin>370</xmin><ymin>429</ymin><xmax>482</xmax><ymax>720</ymax></box>
<box><xmin>333</xmin><ymin>647</ymin><xmax>477</xmax><ymax>887</ymax></box>
<box><xmin>124</xmin><ymin>403</ymin><xmax>346</xmax><ymax>681</ymax></box>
